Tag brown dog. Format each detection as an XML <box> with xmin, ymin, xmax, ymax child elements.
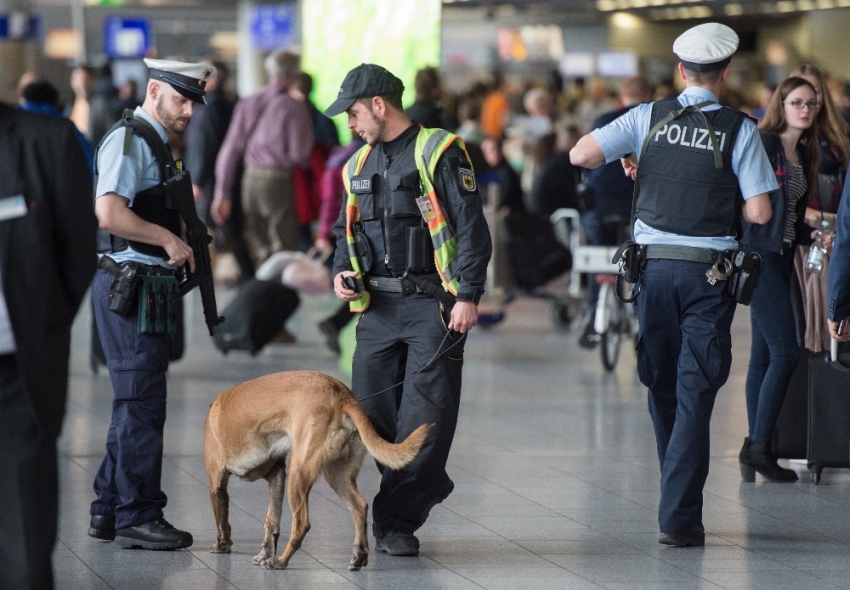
<box><xmin>204</xmin><ymin>370</ymin><xmax>430</xmax><ymax>570</ymax></box>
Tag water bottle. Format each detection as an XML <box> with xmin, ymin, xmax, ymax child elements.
<box><xmin>805</xmin><ymin>219</ymin><xmax>831</xmax><ymax>274</ymax></box>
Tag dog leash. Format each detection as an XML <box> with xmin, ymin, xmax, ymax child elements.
<box><xmin>356</xmin><ymin>330</ymin><xmax>468</xmax><ymax>403</ymax></box>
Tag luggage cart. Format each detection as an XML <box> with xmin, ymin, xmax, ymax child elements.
<box><xmin>548</xmin><ymin>208</ymin><xmax>584</xmax><ymax>327</ymax></box>
<box><xmin>478</xmin><ymin>182</ymin><xmax>512</xmax><ymax>327</ymax></box>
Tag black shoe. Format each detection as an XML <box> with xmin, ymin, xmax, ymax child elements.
<box><xmin>659</xmin><ymin>522</ymin><xmax>705</xmax><ymax>547</ymax></box>
<box><xmin>418</xmin><ymin>478</ymin><xmax>455</xmax><ymax>525</ymax></box>
<box><xmin>739</xmin><ymin>437</ymin><xmax>798</xmax><ymax>482</ymax></box>
<box><xmin>115</xmin><ymin>518</ymin><xmax>193</xmax><ymax>550</ymax></box>
<box><xmin>578</xmin><ymin>323</ymin><xmax>599</xmax><ymax>349</ymax></box>
<box><xmin>88</xmin><ymin>515</ymin><xmax>116</xmax><ymax>541</ymax></box>
<box><xmin>375</xmin><ymin>530</ymin><xmax>420</xmax><ymax>556</ymax></box>
<box><xmin>318</xmin><ymin>319</ymin><xmax>341</xmax><ymax>354</ymax></box>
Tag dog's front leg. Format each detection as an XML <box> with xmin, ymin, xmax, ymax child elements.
<box><xmin>253</xmin><ymin>463</ymin><xmax>286</xmax><ymax>567</ymax></box>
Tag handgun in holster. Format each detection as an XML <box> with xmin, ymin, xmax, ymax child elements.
<box><xmin>101</xmin><ymin>257</ymin><xmax>142</xmax><ymax>317</ymax></box>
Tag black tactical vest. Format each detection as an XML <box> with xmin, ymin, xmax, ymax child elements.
<box><xmin>94</xmin><ymin>113</ymin><xmax>182</xmax><ymax>260</ymax></box>
<box><xmin>349</xmin><ymin>134</ymin><xmax>435</xmax><ymax>277</ymax></box>
<box><xmin>635</xmin><ymin>98</ymin><xmax>748</xmax><ymax>237</ymax></box>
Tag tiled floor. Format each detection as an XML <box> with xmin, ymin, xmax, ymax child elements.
<box><xmin>54</xmin><ymin>289</ymin><xmax>850</xmax><ymax>590</ymax></box>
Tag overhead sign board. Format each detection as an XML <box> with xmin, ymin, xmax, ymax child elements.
<box><xmin>0</xmin><ymin>13</ymin><xmax>40</xmax><ymax>40</ymax></box>
<box><xmin>104</xmin><ymin>17</ymin><xmax>150</xmax><ymax>59</ymax></box>
<box><xmin>597</xmin><ymin>52</ymin><xmax>638</xmax><ymax>78</ymax></box>
<box><xmin>250</xmin><ymin>4</ymin><xmax>294</xmax><ymax>51</ymax></box>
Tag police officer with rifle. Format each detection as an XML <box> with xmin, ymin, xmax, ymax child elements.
<box><xmin>571</xmin><ymin>24</ymin><xmax>775</xmax><ymax>547</ymax></box>
<box><xmin>88</xmin><ymin>59</ymin><xmax>222</xmax><ymax>550</ymax></box>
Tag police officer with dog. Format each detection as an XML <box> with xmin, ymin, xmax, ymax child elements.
<box><xmin>88</xmin><ymin>59</ymin><xmax>218</xmax><ymax>550</ymax></box>
<box><xmin>571</xmin><ymin>23</ymin><xmax>776</xmax><ymax>547</ymax></box>
<box><xmin>325</xmin><ymin>64</ymin><xmax>491</xmax><ymax>556</ymax></box>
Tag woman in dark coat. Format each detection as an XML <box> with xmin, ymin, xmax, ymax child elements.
<box><xmin>738</xmin><ymin>77</ymin><xmax>820</xmax><ymax>482</ymax></box>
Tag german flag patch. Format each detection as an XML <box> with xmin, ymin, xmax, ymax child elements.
<box><xmin>459</xmin><ymin>168</ymin><xmax>476</xmax><ymax>192</ymax></box>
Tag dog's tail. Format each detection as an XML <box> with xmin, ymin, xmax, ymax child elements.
<box><xmin>343</xmin><ymin>398</ymin><xmax>431</xmax><ymax>470</ymax></box>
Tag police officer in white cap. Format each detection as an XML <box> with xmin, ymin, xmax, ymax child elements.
<box><xmin>87</xmin><ymin>59</ymin><xmax>216</xmax><ymax>550</ymax></box>
<box><xmin>571</xmin><ymin>23</ymin><xmax>776</xmax><ymax>547</ymax></box>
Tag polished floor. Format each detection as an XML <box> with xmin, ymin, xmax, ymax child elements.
<box><xmin>55</xmin><ymin>288</ymin><xmax>850</xmax><ymax>590</ymax></box>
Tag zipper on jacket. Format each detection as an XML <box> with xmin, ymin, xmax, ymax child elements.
<box><xmin>383</xmin><ymin>150</ymin><xmax>392</xmax><ymax>266</ymax></box>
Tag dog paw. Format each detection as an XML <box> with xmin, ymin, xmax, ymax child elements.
<box><xmin>210</xmin><ymin>542</ymin><xmax>232</xmax><ymax>554</ymax></box>
<box><xmin>348</xmin><ymin>554</ymin><xmax>368</xmax><ymax>570</ymax></box>
<box><xmin>261</xmin><ymin>559</ymin><xmax>289</xmax><ymax>570</ymax></box>
<box><xmin>252</xmin><ymin>548</ymin><xmax>272</xmax><ymax>566</ymax></box>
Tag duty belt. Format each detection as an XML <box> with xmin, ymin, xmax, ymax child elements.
<box><xmin>98</xmin><ymin>255</ymin><xmax>180</xmax><ymax>277</ymax></box>
<box><xmin>643</xmin><ymin>245</ymin><xmax>731</xmax><ymax>265</ymax></box>
<box><xmin>365</xmin><ymin>274</ymin><xmax>440</xmax><ymax>295</ymax></box>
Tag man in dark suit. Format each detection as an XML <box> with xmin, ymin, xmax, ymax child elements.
<box><xmin>185</xmin><ymin>60</ymin><xmax>235</xmax><ymax>228</ymax></box>
<box><xmin>184</xmin><ymin>61</ymin><xmax>254</xmax><ymax>281</ymax></box>
<box><xmin>0</xmin><ymin>104</ymin><xmax>98</xmax><ymax>589</ymax></box>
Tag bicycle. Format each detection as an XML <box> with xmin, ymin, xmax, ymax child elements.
<box><xmin>593</xmin><ymin>273</ymin><xmax>638</xmax><ymax>371</ymax></box>
<box><xmin>572</xmin><ymin>216</ymin><xmax>639</xmax><ymax>372</ymax></box>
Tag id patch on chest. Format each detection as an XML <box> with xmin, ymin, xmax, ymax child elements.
<box><xmin>351</xmin><ymin>175</ymin><xmax>372</xmax><ymax>194</ymax></box>
<box><xmin>459</xmin><ymin>168</ymin><xmax>476</xmax><ymax>192</ymax></box>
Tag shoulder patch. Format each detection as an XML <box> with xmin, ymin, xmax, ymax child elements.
<box><xmin>459</xmin><ymin>168</ymin><xmax>476</xmax><ymax>192</ymax></box>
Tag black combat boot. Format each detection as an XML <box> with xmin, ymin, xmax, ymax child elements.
<box><xmin>739</xmin><ymin>437</ymin><xmax>798</xmax><ymax>483</ymax></box>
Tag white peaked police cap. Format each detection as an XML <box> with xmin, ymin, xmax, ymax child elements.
<box><xmin>673</xmin><ymin>23</ymin><xmax>739</xmax><ymax>72</ymax></box>
<box><xmin>143</xmin><ymin>58</ymin><xmax>217</xmax><ymax>104</ymax></box>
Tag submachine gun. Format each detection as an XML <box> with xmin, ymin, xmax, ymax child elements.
<box><xmin>164</xmin><ymin>170</ymin><xmax>225</xmax><ymax>336</ymax></box>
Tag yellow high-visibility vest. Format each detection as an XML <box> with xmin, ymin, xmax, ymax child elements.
<box><xmin>341</xmin><ymin>127</ymin><xmax>471</xmax><ymax>312</ymax></box>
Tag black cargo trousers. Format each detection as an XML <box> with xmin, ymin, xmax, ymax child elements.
<box><xmin>352</xmin><ymin>290</ymin><xmax>464</xmax><ymax>538</ymax></box>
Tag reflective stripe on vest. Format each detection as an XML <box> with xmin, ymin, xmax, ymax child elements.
<box><xmin>342</xmin><ymin>127</ymin><xmax>472</xmax><ymax>312</ymax></box>
<box><xmin>342</xmin><ymin>145</ymin><xmax>373</xmax><ymax>312</ymax></box>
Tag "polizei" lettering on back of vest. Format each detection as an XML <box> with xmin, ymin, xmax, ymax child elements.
<box><xmin>653</xmin><ymin>124</ymin><xmax>726</xmax><ymax>152</ymax></box>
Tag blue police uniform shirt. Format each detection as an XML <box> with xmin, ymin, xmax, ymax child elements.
<box><xmin>590</xmin><ymin>87</ymin><xmax>779</xmax><ymax>250</ymax></box>
<box><xmin>95</xmin><ymin>106</ymin><xmax>175</xmax><ymax>268</ymax></box>
<box><xmin>827</xmin><ymin>166</ymin><xmax>850</xmax><ymax>322</ymax></box>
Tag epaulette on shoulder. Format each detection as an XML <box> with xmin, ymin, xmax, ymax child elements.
<box><xmin>122</xmin><ymin>125</ymin><xmax>134</xmax><ymax>156</ymax></box>
<box><xmin>120</xmin><ymin>108</ymin><xmax>137</xmax><ymax>156</ymax></box>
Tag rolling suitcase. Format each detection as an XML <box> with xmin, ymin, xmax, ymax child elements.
<box><xmin>806</xmin><ymin>344</ymin><xmax>850</xmax><ymax>484</ymax></box>
<box><xmin>504</xmin><ymin>212</ymin><xmax>572</xmax><ymax>289</ymax></box>
<box><xmin>213</xmin><ymin>279</ymin><xmax>300</xmax><ymax>355</ymax></box>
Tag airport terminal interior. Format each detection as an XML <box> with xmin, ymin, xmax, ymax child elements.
<box><xmin>8</xmin><ymin>0</ymin><xmax>850</xmax><ymax>589</ymax></box>
<box><xmin>57</xmin><ymin>291</ymin><xmax>850</xmax><ymax>590</ymax></box>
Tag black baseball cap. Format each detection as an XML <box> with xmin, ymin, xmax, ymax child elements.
<box><xmin>323</xmin><ymin>63</ymin><xmax>404</xmax><ymax>117</ymax></box>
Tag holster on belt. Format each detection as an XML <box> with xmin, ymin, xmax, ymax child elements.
<box><xmin>612</xmin><ymin>241</ymin><xmax>645</xmax><ymax>284</ymax></box>
<box><xmin>100</xmin><ymin>256</ymin><xmax>141</xmax><ymax>317</ymax></box>
<box><xmin>727</xmin><ymin>250</ymin><xmax>764</xmax><ymax>305</ymax></box>
<box><xmin>402</xmin><ymin>271</ymin><xmax>456</xmax><ymax>308</ymax></box>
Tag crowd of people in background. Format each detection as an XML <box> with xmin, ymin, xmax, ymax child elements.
<box><xmin>13</xmin><ymin>54</ymin><xmax>850</xmax><ymax>362</ymax></box>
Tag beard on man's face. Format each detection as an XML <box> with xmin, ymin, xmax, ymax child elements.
<box><xmin>155</xmin><ymin>94</ymin><xmax>191</xmax><ymax>135</ymax></box>
<box><xmin>365</xmin><ymin>108</ymin><xmax>386</xmax><ymax>146</ymax></box>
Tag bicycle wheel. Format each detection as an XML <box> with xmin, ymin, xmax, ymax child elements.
<box><xmin>599</xmin><ymin>289</ymin><xmax>622</xmax><ymax>371</ymax></box>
